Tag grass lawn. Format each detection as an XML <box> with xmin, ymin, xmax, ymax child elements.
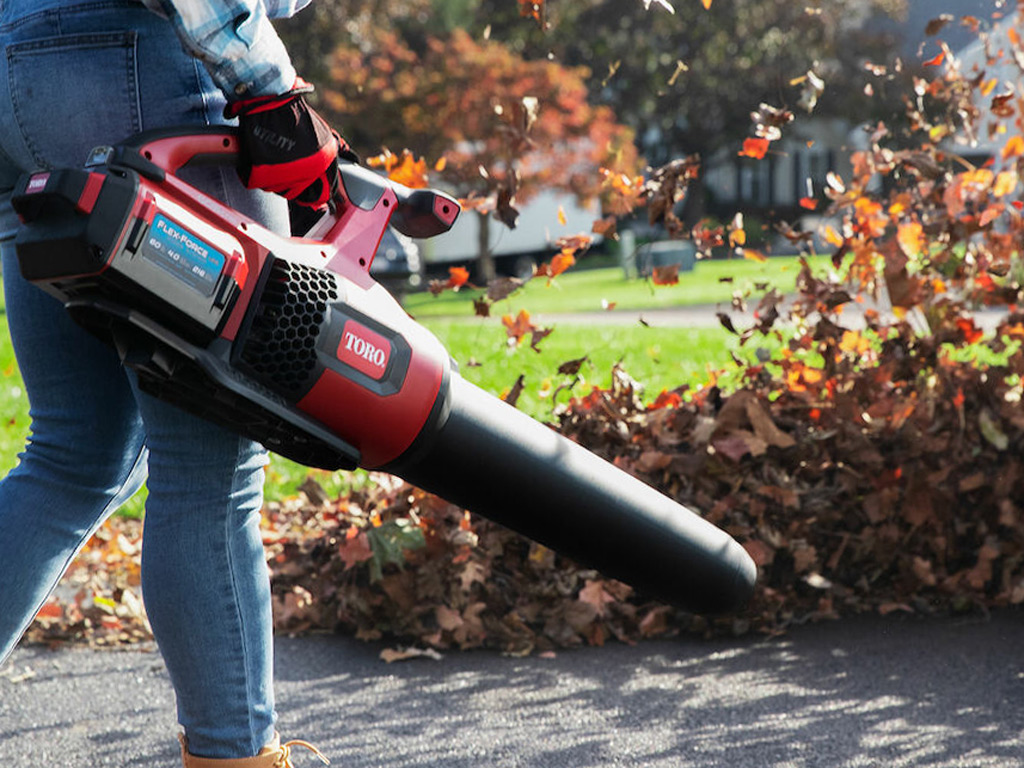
<box><xmin>421</xmin><ymin>318</ymin><xmax>746</xmax><ymax>420</ymax></box>
<box><xmin>404</xmin><ymin>254</ymin><xmax>830</xmax><ymax>319</ymax></box>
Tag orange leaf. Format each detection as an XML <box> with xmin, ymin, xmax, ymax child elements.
<box><xmin>502</xmin><ymin>309</ymin><xmax>535</xmax><ymax>344</ymax></box>
<box><xmin>557</xmin><ymin>206</ymin><xmax>567</xmax><ymax>226</ymax></box>
<box><xmin>518</xmin><ymin>0</ymin><xmax>543</xmax><ymax>23</ymax></box>
<box><xmin>549</xmin><ymin>249</ymin><xmax>576</xmax><ymax>278</ymax></box>
<box><xmin>35</xmin><ymin>601</ymin><xmax>63</xmax><ymax>620</ymax></box>
<box><xmin>897</xmin><ymin>221</ymin><xmax>925</xmax><ymax>257</ymax></box>
<box><xmin>739</xmin><ymin>137</ymin><xmax>771</xmax><ymax>159</ymax></box>
<box><xmin>448</xmin><ymin>266</ymin><xmax>470</xmax><ymax>290</ymax></box>
<box><xmin>434</xmin><ymin>156</ymin><xmax>448</xmax><ymax>172</ymax></box>
<box><xmin>994</xmin><ymin>170</ymin><xmax>1018</xmax><ymax>197</ymax></box>
<box><xmin>1002</xmin><ymin>135</ymin><xmax>1024</xmax><ymax>159</ymax></box>
<box><xmin>923</xmin><ymin>51</ymin><xmax>945</xmax><ymax>67</ymax></box>
<box><xmin>742</xmin><ymin>248</ymin><xmax>768</xmax><ymax>263</ymax></box>
<box><xmin>388</xmin><ymin>152</ymin><xmax>429</xmax><ymax>188</ymax></box>
<box><xmin>701</xmin><ymin>0</ymin><xmax>712</xmax><ymax>8</ymax></box>
<box><xmin>799</xmin><ymin>197</ymin><xmax>818</xmax><ymax>210</ymax></box>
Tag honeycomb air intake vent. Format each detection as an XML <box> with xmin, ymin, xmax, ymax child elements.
<box><xmin>237</xmin><ymin>259</ymin><xmax>340</xmax><ymax>397</ymax></box>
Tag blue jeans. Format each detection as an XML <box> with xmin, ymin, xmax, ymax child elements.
<box><xmin>0</xmin><ymin>1</ymin><xmax>289</xmax><ymax>759</ymax></box>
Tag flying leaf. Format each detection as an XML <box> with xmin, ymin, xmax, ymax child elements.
<box><xmin>448</xmin><ymin>266</ymin><xmax>470</xmax><ymax>290</ymax></box>
<box><xmin>652</xmin><ymin>263</ymin><xmax>680</xmax><ymax>285</ymax></box>
<box><xmin>549</xmin><ymin>249</ymin><xmax>576</xmax><ymax>278</ymax></box>
<box><xmin>592</xmin><ymin>216</ymin><xmax>618</xmax><ymax>239</ymax></box>
<box><xmin>925</xmin><ymin>14</ymin><xmax>954</xmax><ymax>36</ymax></box>
<box><xmin>518</xmin><ymin>0</ymin><xmax>544</xmax><ymax>25</ymax></box>
<box><xmin>799</xmin><ymin>197</ymin><xmax>818</xmax><ymax>210</ymax></box>
<box><xmin>994</xmin><ymin>170</ymin><xmax>1018</xmax><ymax>197</ymax></box>
<box><xmin>1002</xmin><ymin>135</ymin><xmax>1024</xmax><ymax>159</ymax></box>
<box><xmin>739</xmin><ymin>137</ymin><xmax>771</xmax><ymax>159</ymax></box>
<box><xmin>923</xmin><ymin>51</ymin><xmax>945</xmax><ymax>67</ymax></box>
<box><xmin>367</xmin><ymin>148</ymin><xmax>430</xmax><ymax>188</ymax></box>
<box><xmin>486</xmin><ymin>276</ymin><xmax>524</xmax><ymax>303</ymax></box>
<box><xmin>797</xmin><ymin>70</ymin><xmax>825</xmax><ymax>113</ymax></box>
<box><xmin>557</xmin><ymin>356</ymin><xmax>588</xmax><ymax>376</ymax></box>
<box><xmin>495</xmin><ymin>186</ymin><xmax>520</xmax><ymax>229</ymax></box>
<box><xmin>667</xmin><ymin>60</ymin><xmax>689</xmax><ymax>86</ymax></box>
<box><xmin>502</xmin><ymin>374</ymin><xmax>525</xmax><ymax>406</ymax></box>
<box><xmin>728</xmin><ymin>212</ymin><xmax>746</xmax><ymax>247</ymax></box>
<box><xmin>743</xmin><ymin>248</ymin><xmax>768</xmax><ymax>263</ymax></box>
<box><xmin>751</xmin><ymin>103</ymin><xmax>794</xmax><ymax>141</ymax></box>
<box><xmin>502</xmin><ymin>309</ymin><xmax>535</xmax><ymax>345</ymax></box>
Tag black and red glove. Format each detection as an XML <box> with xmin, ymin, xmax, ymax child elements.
<box><xmin>225</xmin><ymin>79</ymin><xmax>354</xmax><ymax>209</ymax></box>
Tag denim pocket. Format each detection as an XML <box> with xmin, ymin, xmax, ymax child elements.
<box><xmin>7</xmin><ymin>30</ymin><xmax>141</xmax><ymax>168</ymax></box>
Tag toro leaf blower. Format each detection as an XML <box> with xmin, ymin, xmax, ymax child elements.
<box><xmin>11</xmin><ymin>128</ymin><xmax>756</xmax><ymax>614</ymax></box>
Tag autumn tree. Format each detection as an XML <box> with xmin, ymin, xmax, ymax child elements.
<box><xmin>318</xmin><ymin>27</ymin><xmax>639</xmax><ymax>282</ymax></box>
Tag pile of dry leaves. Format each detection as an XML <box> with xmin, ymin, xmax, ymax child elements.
<box><xmin>26</xmin><ymin>309</ymin><xmax>1024</xmax><ymax>654</ymax></box>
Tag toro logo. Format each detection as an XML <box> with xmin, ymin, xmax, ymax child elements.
<box><xmin>338</xmin><ymin>321</ymin><xmax>390</xmax><ymax>380</ymax></box>
<box><xmin>26</xmin><ymin>173</ymin><xmax>49</xmax><ymax>194</ymax></box>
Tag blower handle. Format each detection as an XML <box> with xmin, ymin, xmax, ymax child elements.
<box><xmin>111</xmin><ymin>127</ymin><xmax>241</xmax><ymax>178</ymax></box>
<box><xmin>113</xmin><ymin>127</ymin><xmax>460</xmax><ymax>241</ymax></box>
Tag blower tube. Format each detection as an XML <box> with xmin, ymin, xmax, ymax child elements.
<box><xmin>391</xmin><ymin>373</ymin><xmax>758</xmax><ymax>615</ymax></box>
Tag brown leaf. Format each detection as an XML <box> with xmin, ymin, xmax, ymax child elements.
<box><xmin>495</xmin><ymin>187</ymin><xmax>520</xmax><ymax>229</ymax></box>
<box><xmin>578</xmin><ymin>580</ymin><xmax>616</xmax><ymax>618</ymax></box>
<box><xmin>925</xmin><ymin>14</ymin><xmax>954</xmax><ymax>36</ymax></box>
<box><xmin>652</xmin><ymin>263</ymin><xmax>680</xmax><ymax>286</ymax></box>
<box><xmin>557</xmin><ymin>356</ymin><xmax>588</xmax><ymax>376</ymax></box>
<box><xmin>745</xmin><ymin>397</ymin><xmax>796</xmax><ymax>450</ymax></box>
<box><xmin>486</xmin><ymin>276</ymin><xmax>524</xmax><ymax>303</ymax></box>
<box><xmin>338</xmin><ymin>529</ymin><xmax>374</xmax><ymax>570</ymax></box>
<box><xmin>503</xmin><ymin>375</ymin><xmax>525</xmax><ymax>407</ymax></box>
<box><xmin>638</xmin><ymin>606</ymin><xmax>673</xmax><ymax>637</ymax></box>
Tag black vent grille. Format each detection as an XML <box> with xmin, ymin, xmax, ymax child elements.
<box><xmin>238</xmin><ymin>259</ymin><xmax>339</xmax><ymax>397</ymax></box>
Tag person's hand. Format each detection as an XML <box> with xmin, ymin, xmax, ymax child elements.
<box><xmin>225</xmin><ymin>79</ymin><xmax>353</xmax><ymax>209</ymax></box>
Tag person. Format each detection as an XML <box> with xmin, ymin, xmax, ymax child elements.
<box><xmin>0</xmin><ymin>0</ymin><xmax>346</xmax><ymax>764</ymax></box>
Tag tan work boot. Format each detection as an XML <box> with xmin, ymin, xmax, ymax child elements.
<box><xmin>179</xmin><ymin>733</ymin><xmax>329</xmax><ymax>767</ymax></box>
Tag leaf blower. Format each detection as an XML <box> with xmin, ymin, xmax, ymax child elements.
<box><xmin>10</xmin><ymin>128</ymin><xmax>756</xmax><ymax>614</ymax></box>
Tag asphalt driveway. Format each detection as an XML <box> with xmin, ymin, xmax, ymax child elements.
<box><xmin>2</xmin><ymin>610</ymin><xmax>1022</xmax><ymax>767</ymax></box>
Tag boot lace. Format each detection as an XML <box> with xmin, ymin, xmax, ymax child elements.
<box><xmin>276</xmin><ymin>739</ymin><xmax>330</xmax><ymax>767</ymax></box>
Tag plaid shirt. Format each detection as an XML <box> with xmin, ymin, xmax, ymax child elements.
<box><xmin>141</xmin><ymin>0</ymin><xmax>311</xmax><ymax>99</ymax></box>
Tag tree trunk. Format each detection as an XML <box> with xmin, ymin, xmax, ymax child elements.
<box><xmin>476</xmin><ymin>210</ymin><xmax>497</xmax><ymax>284</ymax></box>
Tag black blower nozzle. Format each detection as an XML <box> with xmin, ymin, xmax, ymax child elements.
<box><xmin>392</xmin><ymin>374</ymin><xmax>757</xmax><ymax>614</ymax></box>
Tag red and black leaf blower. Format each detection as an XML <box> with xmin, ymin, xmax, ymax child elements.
<box><xmin>11</xmin><ymin>128</ymin><xmax>756</xmax><ymax>614</ymax></box>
